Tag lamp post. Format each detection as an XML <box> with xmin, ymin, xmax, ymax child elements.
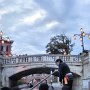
<box><xmin>73</xmin><ymin>28</ymin><xmax>90</xmax><ymax>52</ymax></box>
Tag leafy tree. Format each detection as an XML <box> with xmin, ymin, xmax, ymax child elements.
<box><xmin>46</xmin><ymin>34</ymin><xmax>74</xmax><ymax>55</ymax></box>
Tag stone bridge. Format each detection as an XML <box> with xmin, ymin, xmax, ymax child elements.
<box><xmin>0</xmin><ymin>52</ymin><xmax>90</xmax><ymax>90</ymax></box>
<box><xmin>0</xmin><ymin>54</ymin><xmax>83</xmax><ymax>88</ymax></box>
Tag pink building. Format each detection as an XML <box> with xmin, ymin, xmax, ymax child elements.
<box><xmin>0</xmin><ymin>31</ymin><xmax>13</xmax><ymax>57</ymax></box>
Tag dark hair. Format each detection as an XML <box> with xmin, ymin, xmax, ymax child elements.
<box><xmin>39</xmin><ymin>83</ymin><xmax>49</xmax><ymax>90</ymax></box>
<box><xmin>11</xmin><ymin>87</ymin><xmax>20</xmax><ymax>90</ymax></box>
<box><xmin>55</xmin><ymin>59</ymin><xmax>63</xmax><ymax>63</ymax></box>
<box><xmin>1</xmin><ymin>87</ymin><xmax>11</xmax><ymax>90</ymax></box>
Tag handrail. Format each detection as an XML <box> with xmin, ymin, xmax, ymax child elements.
<box><xmin>30</xmin><ymin>70</ymin><xmax>56</xmax><ymax>90</ymax></box>
<box><xmin>12</xmin><ymin>70</ymin><xmax>57</xmax><ymax>90</ymax></box>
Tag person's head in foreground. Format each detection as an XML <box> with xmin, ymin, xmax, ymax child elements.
<box><xmin>55</xmin><ymin>59</ymin><xmax>63</xmax><ymax>66</ymax></box>
<box><xmin>39</xmin><ymin>83</ymin><xmax>49</xmax><ymax>90</ymax></box>
<box><xmin>1</xmin><ymin>87</ymin><xmax>11</xmax><ymax>90</ymax></box>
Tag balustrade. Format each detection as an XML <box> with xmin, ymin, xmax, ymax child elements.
<box><xmin>2</xmin><ymin>54</ymin><xmax>82</xmax><ymax>65</ymax></box>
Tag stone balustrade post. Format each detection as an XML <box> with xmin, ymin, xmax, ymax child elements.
<box><xmin>70</xmin><ymin>56</ymin><xmax>74</xmax><ymax>62</ymax></box>
<box><xmin>88</xmin><ymin>51</ymin><xmax>90</xmax><ymax>61</ymax></box>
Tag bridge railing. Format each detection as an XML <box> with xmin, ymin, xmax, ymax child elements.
<box><xmin>2</xmin><ymin>54</ymin><xmax>82</xmax><ymax>65</ymax></box>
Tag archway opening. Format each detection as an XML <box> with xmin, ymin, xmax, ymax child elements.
<box><xmin>9</xmin><ymin>67</ymin><xmax>56</xmax><ymax>87</ymax></box>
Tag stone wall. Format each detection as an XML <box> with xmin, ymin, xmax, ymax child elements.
<box><xmin>0</xmin><ymin>57</ymin><xmax>3</xmax><ymax>88</ymax></box>
<box><xmin>82</xmin><ymin>51</ymin><xmax>90</xmax><ymax>90</ymax></box>
<box><xmin>0</xmin><ymin>67</ymin><xmax>2</xmax><ymax>88</ymax></box>
<box><xmin>1</xmin><ymin>52</ymin><xmax>90</xmax><ymax>90</ymax></box>
<box><xmin>72</xmin><ymin>76</ymin><xmax>82</xmax><ymax>90</ymax></box>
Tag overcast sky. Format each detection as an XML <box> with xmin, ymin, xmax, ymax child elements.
<box><xmin>0</xmin><ymin>0</ymin><xmax>90</xmax><ymax>55</ymax></box>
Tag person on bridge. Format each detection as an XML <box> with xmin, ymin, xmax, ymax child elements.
<box><xmin>55</xmin><ymin>59</ymin><xmax>73</xmax><ymax>90</ymax></box>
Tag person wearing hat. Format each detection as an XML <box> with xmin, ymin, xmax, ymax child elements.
<box><xmin>55</xmin><ymin>59</ymin><xmax>73</xmax><ymax>90</ymax></box>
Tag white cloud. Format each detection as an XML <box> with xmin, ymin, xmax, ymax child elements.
<box><xmin>0</xmin><ymin>0</ymin><xmax>38</xmax><ymax>18</ymax></box>
<box><xmin>20</xmin><ymin>9</ymin><xmax>47</xmax><ymax>25</ymax></box>
<box><xmin>1</xmin><ymin>0</ymin><xmax>90</xmax><ymax>55</ymax></box>
<box><xmin>12</xmin><ymin>43</ymin><xmax>45</xmax><ymax>55</ymax></box>
<box><xmin>29</xmin><ymin>21</ymin><xmax>60</xmax><ymax>34</ymax></box>
<box><xmin>0</xmin><ymin>5</ymin><xmax>20</xmax><ymax>16</ymax></box>
<box><xmin>46</xmin><ymin>21</ymin><xmax>60</xmax><ymax>29</ymax></box>
<box><xmin>76</xmin><ymin>0</ymin><xmax>90</xmax><ymax>5</ymax></box>
<box><xmin>10</xmin><ymin>26</ymin><xmax>17</xmax><ymax>32</ymax></box>
<box><xmin>0</xmin><ymin>0</ymin><xmax>4</xmax><ymax>3</ymax></box>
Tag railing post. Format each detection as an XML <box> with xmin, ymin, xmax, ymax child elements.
<box><xmin>70</xmin><ymin>56</ymin><xmax>74</xmax><ymax>62</ymax></box>
<box><xmin>50</xmin><ymin>70</ymin><xmax>53</xmax><ymax>85</ymax></box>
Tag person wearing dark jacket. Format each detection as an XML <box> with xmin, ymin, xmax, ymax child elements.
<box><xmin>55</xmin><ymin>59</ymin><xmax>73</xmax><ymax>90</ymax></box>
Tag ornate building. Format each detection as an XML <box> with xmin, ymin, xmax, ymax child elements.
<box><xmin>0</xmin><ymin>31</ymin><xmax>13</xmax><ymax>57</ymax></box>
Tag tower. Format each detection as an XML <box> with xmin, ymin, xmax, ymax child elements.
<box><xmin>0</xmin><ymin>31</ymin><xmax>13</xmax><ymax>57</ymax></box>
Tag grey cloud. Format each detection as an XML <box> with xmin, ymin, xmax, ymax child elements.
<box><xmin>0</xmin><ymin>0</ymin><xmax>90</xmax><ymax>55</ymax></box>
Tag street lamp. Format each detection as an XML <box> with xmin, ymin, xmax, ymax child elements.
<box><xmin>73</xmin><ymin>28</ymin><xmax>90</xmax><ymax>52</ymax></box>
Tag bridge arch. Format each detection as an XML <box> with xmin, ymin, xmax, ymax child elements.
<box><xmin>1</xmin><ymin>54</ymin><xmax>82</xmax><ymax>88</ymax></box>
<box><xmin>9</xmin><ymin>66</ymin><xmax>80</xmax><ymax>87</ymax></box>
<box><xmin>9</xmin><ymin>67</ymin><xmax>56</xmax><ymax>87</ymax></box>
